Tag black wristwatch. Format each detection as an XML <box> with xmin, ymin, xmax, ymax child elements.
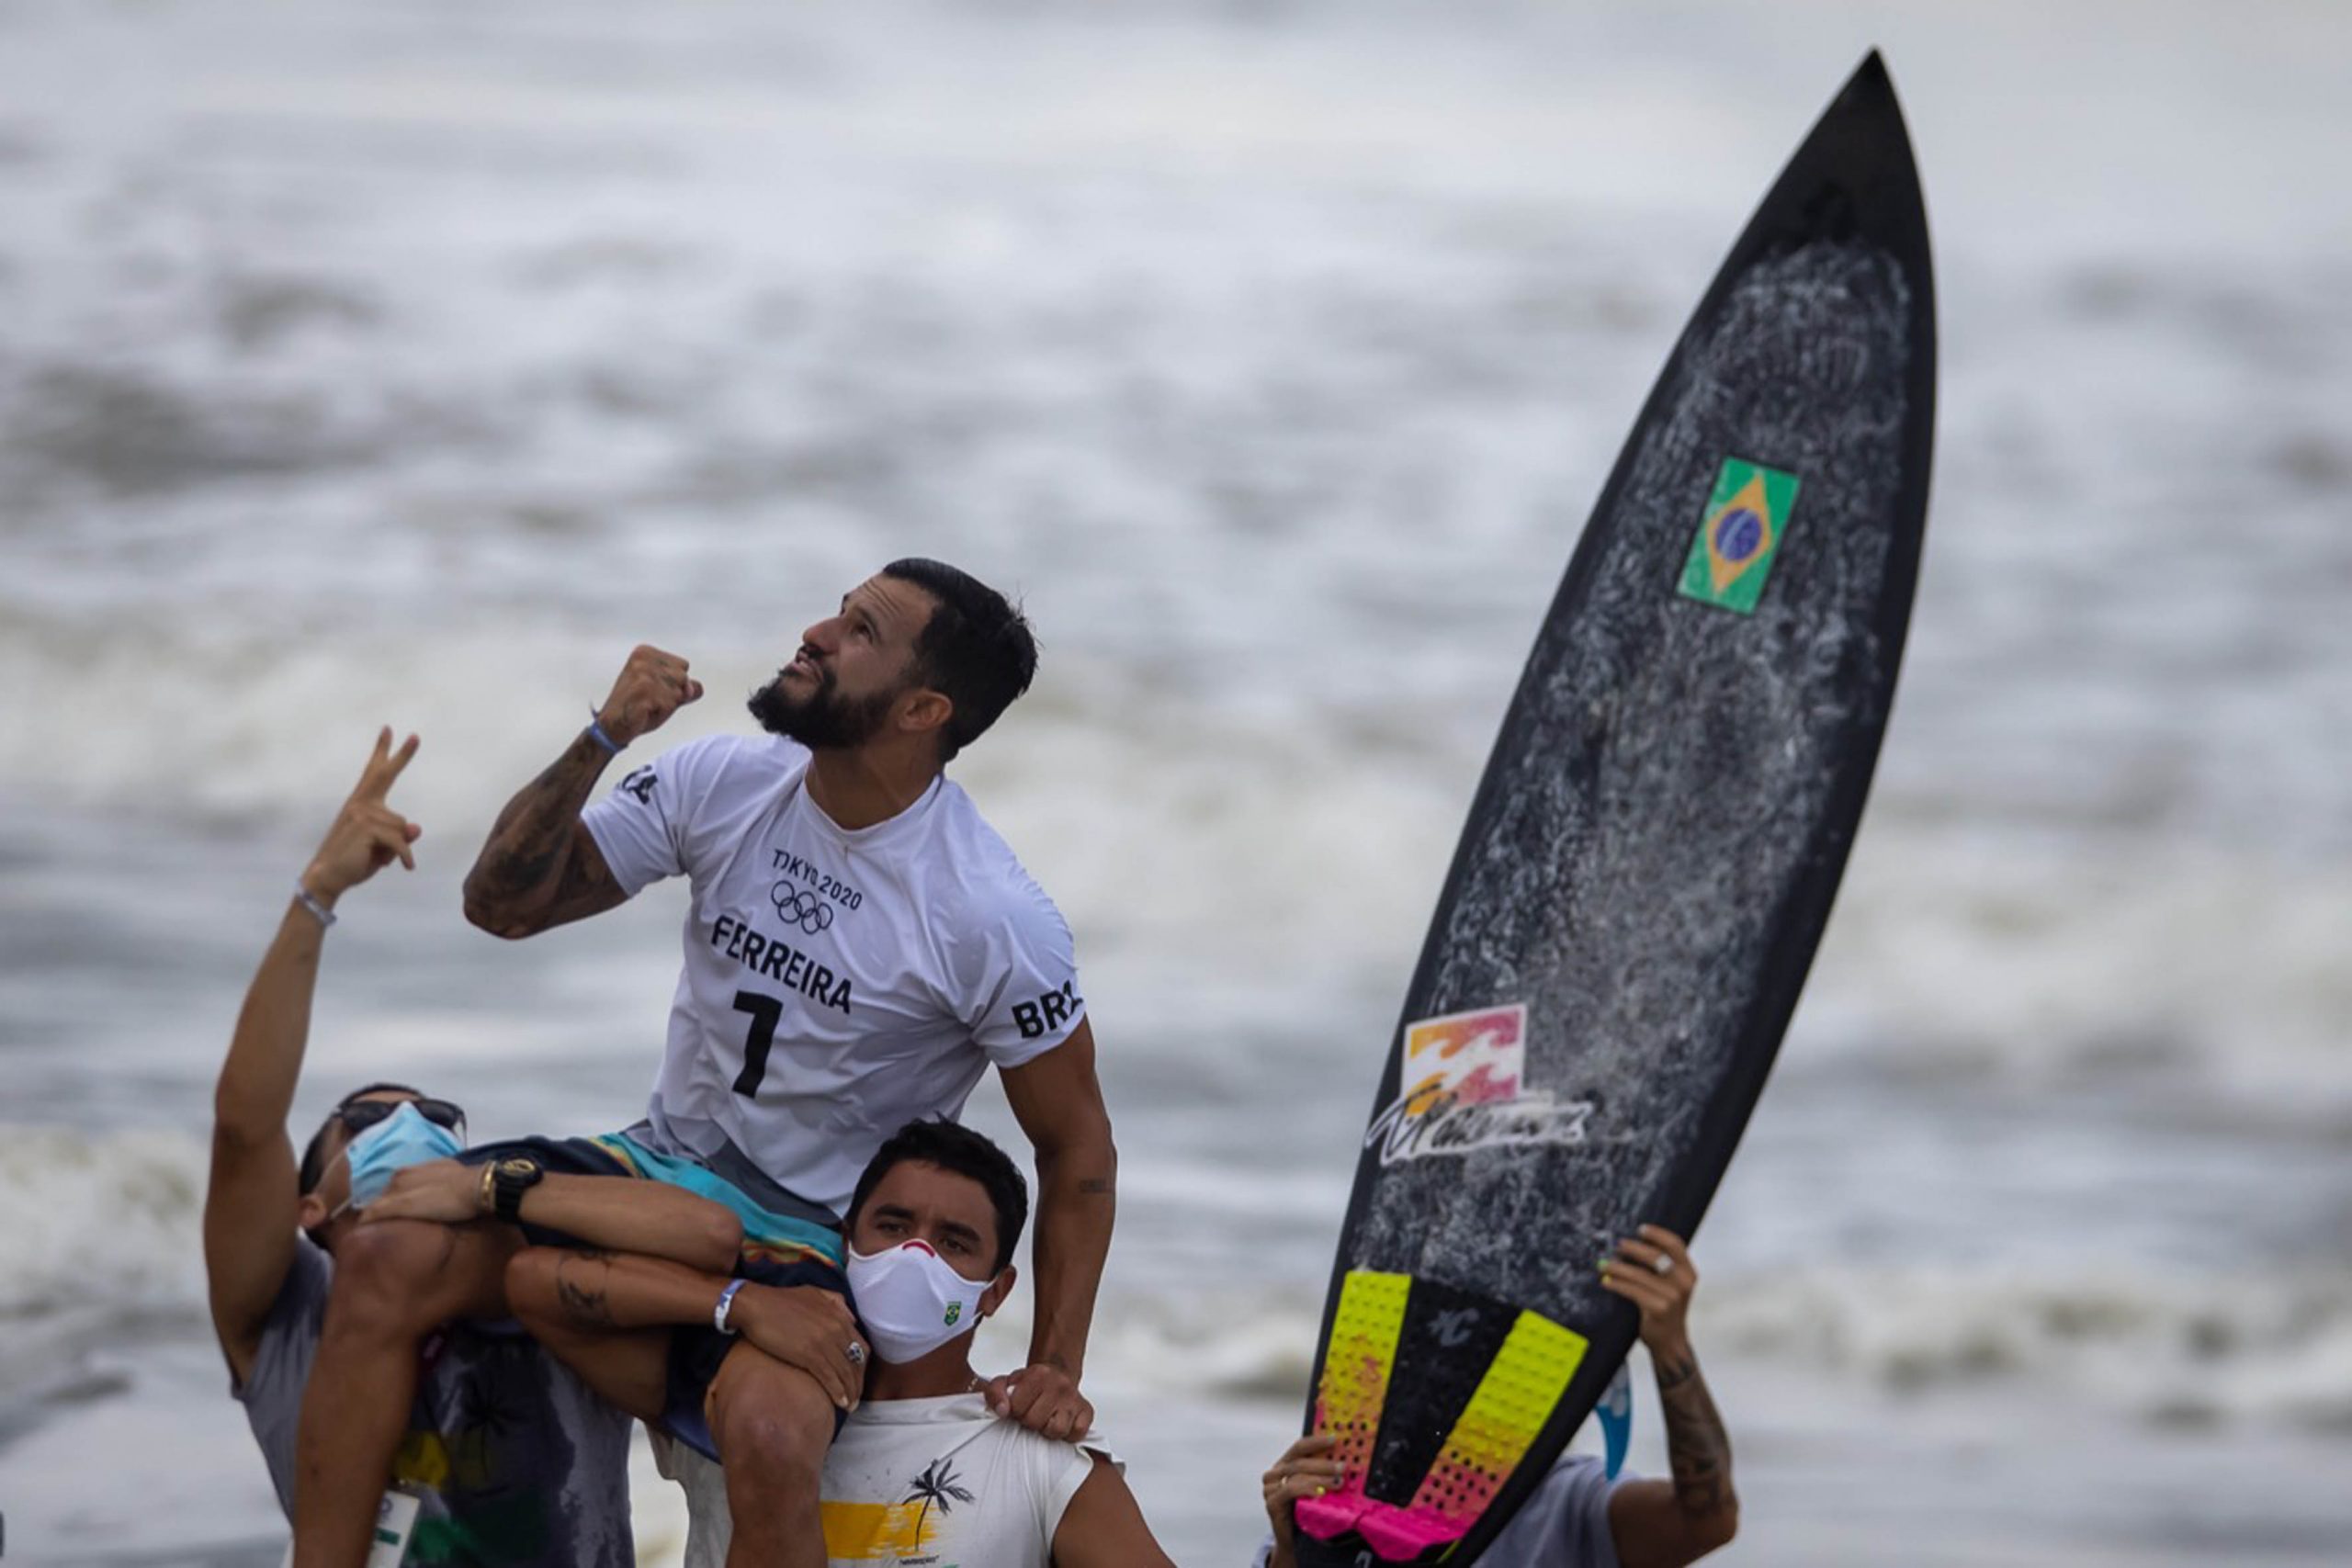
<box><xmin>490</xmin><ymin>1156</ymin><xmax>545</xmax><ymax>1224</ymax></box>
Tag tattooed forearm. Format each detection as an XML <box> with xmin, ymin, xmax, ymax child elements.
<box><xmin>554</xmin><ymin>1253</ymin><xmax>616</xmax><ymax>1328</ymax></box>
<box><xmin>1657</xmin><ymin>1348</ymin><xmax>1736</xmax><ymax>1521</ymax></box>
<box><xmin>1667</xmin><ymin>1429</ymin><xmax>1729</xmax><ymax>1517</ymax></box>
<box><xmin>463</xmin><ymin>734</ymin><xmax>619</xmax><ymax>935</ymax></box>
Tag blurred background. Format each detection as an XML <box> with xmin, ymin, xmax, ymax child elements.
<box><xmin>2</xmin><ymin>1</ymin><xmax>2348</xmax><ymax>1562</ymax></box>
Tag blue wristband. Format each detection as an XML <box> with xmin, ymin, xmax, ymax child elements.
<box><xmin>586</xmin><ymin>711</ymin><xmax>624</xmax><ymax>756</ymax></box>
<box><xmin>713</xmin><ymin>1279</ymin><xmax>747</xmax><ymax>1335</ymax></box>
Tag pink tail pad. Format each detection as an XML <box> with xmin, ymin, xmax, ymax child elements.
<box><xmin>1293</xmin><ymin>1487</ymin><xmax>1373</xmax><ymax>1541</ymax></box>
<box><xmin>1356</xmin><ymin>1502</ymin><xmax>1471</xmax><ymax>1561</ymax></box>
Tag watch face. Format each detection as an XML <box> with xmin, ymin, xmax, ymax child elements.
<box><xmin>497</xmin><ymin>1157</ymin><xmax>537</xmax><ymax>1179</ymax></box>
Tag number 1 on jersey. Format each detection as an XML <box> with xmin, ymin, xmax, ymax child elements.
<box><xmin>731</xmin><ymin>990</ymin><xmax>784</xmax><ymax>1097</ymax></box>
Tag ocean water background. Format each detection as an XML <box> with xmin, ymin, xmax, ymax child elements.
<box><xmin>2</xmin><ymin>1</ymin><xmax>2348</xmax><ymax>1562</ymax></box>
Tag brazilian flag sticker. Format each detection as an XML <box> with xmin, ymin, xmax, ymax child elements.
<box><xmin>1678</xmin><ymin>457</ymin><xmax>1800</xmax><ymax>615</ymax></box>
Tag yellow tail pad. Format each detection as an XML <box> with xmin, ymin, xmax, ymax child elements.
<box><xmin>1311</xmin><ymin>1269</ymin><xmax>1413</xmax><ymax>1479</ymax></box>
<box><xmin>1408</xmin><ymin>1309</ymin><xmax>1589</xmax><ymax>1524</ymax></box>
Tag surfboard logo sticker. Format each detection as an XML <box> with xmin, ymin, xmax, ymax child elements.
<box><xmin>1364</xmin><ymin>1004</ymin><xmax>1593</xmax><ymax>1165</ymax></box>
<box><xmin>1679</xmin><ymin>457</ymin><xmax>1800</xmax><ymax>614</ymax></box>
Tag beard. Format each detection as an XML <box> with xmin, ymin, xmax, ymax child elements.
<box><xmin>748</xmin><ymin>665</ymin><xmax>899</xmax><ymax>750</ymax></box>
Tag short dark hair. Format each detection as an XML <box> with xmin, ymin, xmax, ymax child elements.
<box><xmin>296</xmin><ymin>1081</ymin><xmax>424</xmax><ymax>1195</ymax></box>
<box><xmin>846</xmin><ymin>1118</ymin><xmax>1029</xmax><ymax>1274</ymax></box>
<box><xmin>880</xmin><ymin>558</ymin><xmax>1036</xmax><ymax>761</ymax></box>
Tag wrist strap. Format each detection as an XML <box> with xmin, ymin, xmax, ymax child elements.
<box><xmin>713</xmin><ymin>1279</ymin><xmax>747</xmax><ymax>1335</ymax></box>
<box><xmin>292</xmin><ymin>882</ymin><xmax>337</xmax><ymax>929</ymax></box>
<box><xmin>585</xmin><ymin>710</ymin><xmax>624</xmax><ymax>756</ymax></box>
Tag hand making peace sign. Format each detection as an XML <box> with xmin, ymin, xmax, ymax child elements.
<box><xmin>300</xmin><ymin>727</ymin><xmax>424</xmax><ymax>908</ymax></box>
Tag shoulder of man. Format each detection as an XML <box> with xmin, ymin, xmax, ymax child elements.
<box><xmin>606</xmin><ymin>731</ymin><xmax>802</xmax><ymax>817</ymax></box>
<box><xmin>924</xmin><ymin>784</ymin><xmax>1066</xmax><ymax>923</ymax></box>
<box><xmin>1491</xmin><ymin>1450</ymin><xmax>1623</xmax><ymax>1565</ymax></box>
<box><xmin>658</xmin><ymin>729</ymin><xmax>804</xmax><ymax>784</ymax></box>
<box><xmin>231</xmin><ymin>1238</ymin><xmax>333</xmax><ymax>1402</ymax></box>
<box><xmin>987</xmin><ymin>1404</ymin><xmax>1121</xmax><ymax>1461</ymax></box>
<box><xmin>280</xmin><ymin>1234</ymin><xmax>335</xmax><ymax>1317</ymax></box>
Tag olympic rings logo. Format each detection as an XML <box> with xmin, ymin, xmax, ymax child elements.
<box><xmin>770</xmin><ymin>882</ymin><xmax>836</xmax><ymax>934</ymax></box>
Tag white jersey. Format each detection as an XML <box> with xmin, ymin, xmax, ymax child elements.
<box><xmin>652</xmin><ymin>1396</ymin><xmax>1118</xmax><ymax>1568</ymax></box>
<box><xmin>583</xmin><ymin>733</ymin><xmax>1085</xmax><ymax>1217</ymax></box>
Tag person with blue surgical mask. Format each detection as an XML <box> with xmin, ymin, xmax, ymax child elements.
<box><xmin>204</xmin><ymin>728</ymin><xmax>750</xmax><ymax>1567</ymax></box>
<box><xmin>318</xmin><ymin>1100</ymin><xmax>468</xmax><ymax>1222</ymax></box>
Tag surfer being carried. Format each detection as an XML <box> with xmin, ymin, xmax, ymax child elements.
<box><xmin>1259</xmin><ymin>1227</ymin><xmax>1739</xmax><ymax>1568</ymax></box>
<box><xmin>206</xmin><ymin>729</ymin><xmax>752</xmax><ymax>1566</ymax></box>
<box><xmin>289</xmin><ymin>562</ymin><xmax>1118</xmax><ymax>1568</ymax></box>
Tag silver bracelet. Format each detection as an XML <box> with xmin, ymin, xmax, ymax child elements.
<box><xmin>292</xmin><ymin>882</ymin><xmax>337</xmax><ymax>929</ymax></box>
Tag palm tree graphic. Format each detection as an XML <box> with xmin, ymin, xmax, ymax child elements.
<box><xmin>905</xmin><ymin>1459</ymin><xmax>976</xmax><ymax>1540</ymax></box>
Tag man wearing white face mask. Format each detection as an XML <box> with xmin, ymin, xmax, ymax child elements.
<box><xmin>503</xmin><ymin>1119</ymin><xmax>1175</xmax><ymax>1567</ymax></box>
<box><xmin>206</xmin><ymin>730</ymin><xmax>747</xmax><ymax>1566</ymax></box>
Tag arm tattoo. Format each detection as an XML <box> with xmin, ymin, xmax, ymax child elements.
<box><xmin>1077</xmin><ymin>1178</ymin><xmax>1114</xmax><ymax>1196</ymax></box>
<box><xmin>466</xmin><ymin>734</ymin><xmax>619</xmax><ymax>931</ymax></box>
<box><xmin>555</xmin><ymin>1253</ymin><xmax>616</xmax><ymax>1328</ymax></box>
<box><xmin>1657</xmin><ymin>1350</ymin><xmax>1735</xmax><ymax>1520</ymax></box>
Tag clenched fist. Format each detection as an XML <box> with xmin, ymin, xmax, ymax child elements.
<box><xmin>595</xmin><ymin>645</ymin><xmax>704</xmax><ymax>747</ymax></box>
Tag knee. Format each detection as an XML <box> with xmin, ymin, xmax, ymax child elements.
<box><xmin>323</xmin><ymin>1221</ymin><xmax>464</xmax><ymax>1338</ymax></box>
<box><xmin>711</xmin><ymin>1379</ymin><xmax>828</xmax><ymax>1487</ymax></box>
<box><xmin>717</xmin><ymin>1409</ymin><xmax>826</xmax><ymax>1490</ymax></box>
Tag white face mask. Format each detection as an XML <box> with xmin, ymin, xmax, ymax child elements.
<box><xmin>845</xmin><ymin>1239</ymin><xmax>999</xmax><ymax>1364</ymax></box>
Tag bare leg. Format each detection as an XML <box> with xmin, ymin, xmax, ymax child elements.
<box><xmin>707</xmin><ymin>1342</ymin><xmax>839</xmax><ymax>1568</ymax></box>
<box><xmin>505</xmin><ymin>1247</ymin><xmax>673</xmax><ymax>1422</ymax></box>
<box><xmin>290</xmin><ymin>1221</ymin><xmax>516</xmax><ymax>1568</ymax></box>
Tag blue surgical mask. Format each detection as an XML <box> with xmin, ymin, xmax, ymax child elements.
<box><xmin>326</xmin><ymin>1101</ymin><xmax>464</xmax><ymax>1219</ymax></box>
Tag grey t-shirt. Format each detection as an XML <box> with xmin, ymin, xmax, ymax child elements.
<box><xmin>232</xmin><ymin>1241</ymin><xmax>634</xmax><ymax>1568</ymax></box>
<box><xmin>1253</xmin><ymin>1455</ymin><xmax>1623</xmax><ymax>1568</ymax></box>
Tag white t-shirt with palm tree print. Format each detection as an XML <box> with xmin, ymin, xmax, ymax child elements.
<box><xmin>816</xmin><ymin>1393</ymin><xmax>1117</xmax><ymax>1567</ymax></box>
<box><xmin>654</xmin><ymin>1391</ymin><xmax>1120</xmax><ymax>1568</ymax></box>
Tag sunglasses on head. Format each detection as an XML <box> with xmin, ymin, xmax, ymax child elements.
<box><xmin>336</xmin><ymin>1097</ymin><xmax>467</xmax><ymax>1138</ymax></box>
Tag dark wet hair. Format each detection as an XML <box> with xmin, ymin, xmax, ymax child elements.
<box><xmin>879</xmin><ymin>558</ymin><xmax>1036</xmax><ymax>761</ymax></box>
<box><xmin>296</xmin><ymin>1081</ymin><xmax>423</xmax><ymax>1195</ymax></box>
<box><xmin>846</xmin><ymin>1118</ymin><xmax>1029</xmax><ymax>1274</ymax></box>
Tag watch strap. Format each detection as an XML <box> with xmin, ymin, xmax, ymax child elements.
<box><xmin>492</xmin><ymin>1158</ymin><xmax>543</xmax><ymax>1224</ymax></box>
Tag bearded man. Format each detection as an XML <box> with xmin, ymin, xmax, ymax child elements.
<box><xmin>289</xmin><ymin>562</ymin><xmax>1115</xmax><ymax>1568</ymax></box>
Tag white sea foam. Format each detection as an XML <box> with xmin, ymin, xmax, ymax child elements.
<box><xmin>972</xmin><ymin>1258</ymin><xmax>2352</xmax><ymax>1436</ymax></box>
<box><xmin>1699</xmin><ymin>1263</ymin><xmax>2352</xmax><ymax>1434</ymax></box>
<box><xmin>1804</xmin><ymin>833</ymin><xmax>2352</xmax><ymax>1115</ymax></box>
<box><xmin>0</xmin><ymin>1126</ymin><xmax>209</xmax><ymax>1322</ymax></box>
<box><xmin>7</xmin><ymin>601</ymin><xmax>2346</xmax><ymax>1122</ymax></box>
<box><xmin>1001</xmin><ymin>1258</ymin><xmax>2352</xmax><ymax>1438</ymax></box>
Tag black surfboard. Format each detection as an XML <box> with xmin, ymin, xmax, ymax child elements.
<box><xmin>1294</xmin><ymin>53</ymin><xmax>1934</xmax><ymax>1566</ymax></box>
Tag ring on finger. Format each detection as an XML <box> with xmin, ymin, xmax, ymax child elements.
<box><xmin>845</xmin><ymin>1341</ymin><xmax>866</xmax><ymax>1366</ymax></box>
<box><xmin>1650</xmin><ymin>1252</ymin><xmax>1675</xmax><ymax>1276</ymax></box>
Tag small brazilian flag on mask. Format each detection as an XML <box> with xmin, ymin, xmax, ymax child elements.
<box><xmin>1679</xmin><ymin>457</ymin><xmax>1800</xmax><ymax>614</ymax></box>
